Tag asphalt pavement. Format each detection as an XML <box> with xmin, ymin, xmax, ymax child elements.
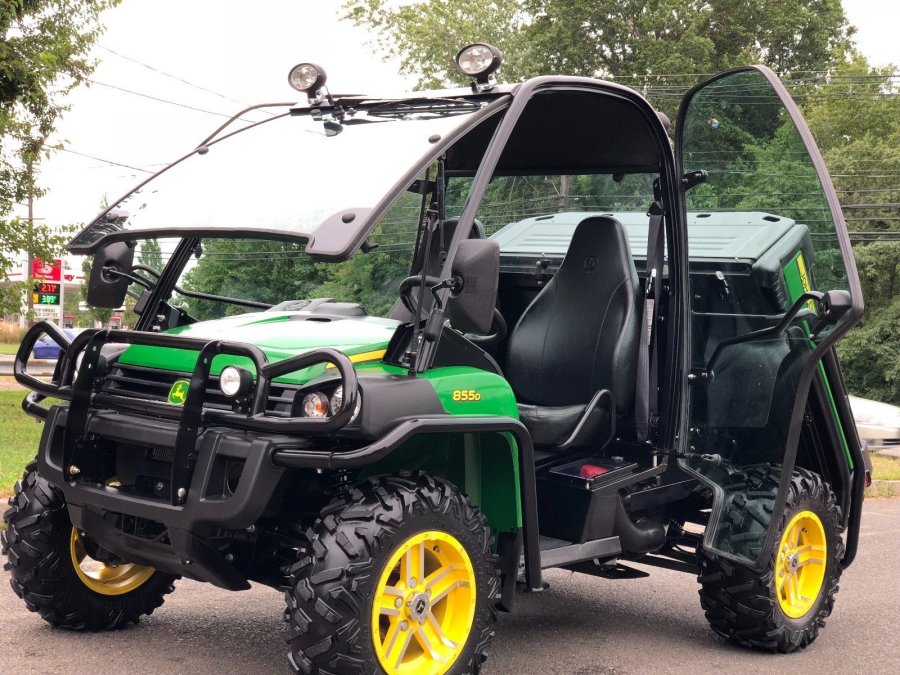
<box><xmin>0</xmin><ymin>499</ymin><xmax>897</xmax><ymax>674</ymax></box>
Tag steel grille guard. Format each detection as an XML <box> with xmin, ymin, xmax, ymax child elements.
<box><xmin>14</xmin><ymin>322</ymin><xmax>359</xmax><ymax>504</ymax></box>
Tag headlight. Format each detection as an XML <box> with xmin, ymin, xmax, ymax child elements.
<box><xmin>330</xmin><ymin>385</ymin><xmax>362</xmax><ymax>419</ymax></box>
<box><xmin>455</xmin><ymin>43</ymin><xmax>502</xmax><ymax>81</ymax></box>
<box><xmin>330</xmin><ymin>385</ymin><xmax>343</xmax><ymax>415</ymax></box>
<box><xmin>220</xmin><ymin>366</ymin><xmax>252</xmax><ymax>397</ymax></box>
<box><xmin>302</xmin><ymin>392</ymin><xmax>331</xmax><ymax>418</ymax></box>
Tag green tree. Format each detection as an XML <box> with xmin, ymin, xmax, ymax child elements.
<box><xmin>343</xmin><ymin>1</ymin><xmax>854</xmax><ymax>101</ymax></box>
<box><xmin>181</xmin><ymin>239</ymin><xmax>331</xmax><ymax>320</ymax></box>
<box><xmin>1</xmin><ymin>0</ymin><xmax>121</xmax><ymax>316</ymax></box>
<box><xmin>137</xmin><ymin>238</ymin><xmax>163</xmax><ymax>271</ymax></box>
<box><xmin>836</xmin><ymin>241</ymin><xmax>900</xmax><ymax>404</ymax></box>
<box><xmin>801</xmin><ymin>55</ymin><xmax>900</xmax><ymax>233</ymax></box>
<box><xmin>796</xmin><ymin>56</ymin><xmax>900</xmax><ymax>401</ymax></box>
<box><xmin>342</xmin><ymin>0</ymin><xmax>534</xmax><ymax>89</ymax></box>
<box><xmin>182</xmin><ymin>191</ymin><xmax>424</xmax><ymax>321</ymax></box>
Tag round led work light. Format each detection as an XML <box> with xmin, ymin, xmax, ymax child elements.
<box><xmin>455</xmin><ymin>43</ymin><xmax>502</xmax><ymax>83</ymax></box>
<box><xmin>219</xmin><ymin>366</ymin><xmax>252</xmax><ymax>398</ymax></box>
<box><xmin>288</xmin><ymin>63</ymin><xmax>327</xmax><ymax>94</ymax></box>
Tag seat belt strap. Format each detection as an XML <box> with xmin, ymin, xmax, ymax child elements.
<box><xmin>635</xmin><ymin>201</ymin><xmax>664</xmax><ymax>442</ymax></box>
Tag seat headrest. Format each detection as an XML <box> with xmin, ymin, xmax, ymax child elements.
<box><xmin>556</xmin><ymin>216</ymin><xmax>635</xmax><ymax>281</ymax></box>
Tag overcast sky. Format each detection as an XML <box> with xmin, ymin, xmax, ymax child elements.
<box><xmin>19</xmin><ymin>0</ymin><xmax>900</xmax><ymax>236</ymax></box>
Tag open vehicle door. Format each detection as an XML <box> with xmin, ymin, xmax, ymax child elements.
<box><xmin>675</xmin><ymin>66</ymin><xmax>864</xmax><ymax>569</ymax></box>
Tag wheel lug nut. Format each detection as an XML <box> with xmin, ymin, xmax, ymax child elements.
<box><xmin>394</xmin><ymin>598</ymin><xmax>402</xmax><ymax>608</ymax></box>
<box><xmin>410</xmin><ymin>578</ymin><xmax>417</xmax><ymax>587</ymax></box>
<box><xmin>400</xmin><ymin>621</ymin><xmax>409</xmax><ymax>631</ymax></box>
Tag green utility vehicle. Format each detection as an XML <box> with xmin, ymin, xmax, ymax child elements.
<box><xmin>5</xmin><ymin>45</ymin><xmax>869</xmax><ymax>674</ymax></box>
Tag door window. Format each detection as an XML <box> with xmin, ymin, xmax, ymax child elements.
<box><xmin>678</xmin><ymin>68</ymin><xmax>858</xmax><ymax>565</ymax></box>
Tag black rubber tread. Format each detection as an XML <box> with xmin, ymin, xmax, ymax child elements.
<box><xmin>284</xmin><ymin>472</ymin><xmax>500</xmax><ymax>674</ymax></box>
<box><xmin>1</xmin><ymin>461</ymin><xmax>177</xmax><ymax>630</ymax></box>
<box><xmin>697</xmin><ymin>466</ymin><xmax>844</xmax><ymax>653</ymax></box>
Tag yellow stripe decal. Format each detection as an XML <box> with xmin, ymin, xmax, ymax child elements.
<box><xmin>325</xmin><ymin>349</ymin><xmax>386</xmax><ymax>368</ymax></box>
<box><xmin>796</xmin><ymin>253</ymin><xmax>816</xmax><ymax>310</ymax></box>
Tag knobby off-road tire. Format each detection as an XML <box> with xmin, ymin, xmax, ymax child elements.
<box><xmin>285</xmin><ymin>472</ymin><xmax>500</xmax><ymax>674</ymax></box>
<box><xmin>2</xmin><ymin>462</ymin><xmax>177</xmax><ymax>630</ymax></box>
<box><xmin>698</xmin><ymin>466</ymin><xmax>843</xmax><ymax>652</ymax></box>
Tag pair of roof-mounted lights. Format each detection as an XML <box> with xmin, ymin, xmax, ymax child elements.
<box><xmin>287</xmin><ymin>43</ymin><xmax>503</xmax><ymax>101</ymax></box>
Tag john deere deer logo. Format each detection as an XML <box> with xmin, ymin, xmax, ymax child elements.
<box><xmin>167</xmin><ymin>380</ymin><xmax>190</xmax><ymax>405</ymax></box>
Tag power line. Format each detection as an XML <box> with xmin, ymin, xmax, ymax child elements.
<box><xmin>97</xmin><ymin>44</ymin><xmax>273</xmax><ymax>115</ymax></box>
<box><xmin>60</xmin><ymin>148</ymin><xmax>155</xmax><ymax>174</ymax></box>
<box><xmin>87</xmin><ymin>79</ymin><xmax>258</xmax><ymax>122</ymax></box>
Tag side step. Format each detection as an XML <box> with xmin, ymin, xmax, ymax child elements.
<box><xmin>522</xmin><ymin>535</ymin><xmax>621</xmax><ymax>570</ymax></box>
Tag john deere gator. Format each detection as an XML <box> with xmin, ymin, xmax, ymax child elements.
<box><xmin>5</xmin><ymin>45</ymin><xmax>868</xmax><ymax>674</ymax></box>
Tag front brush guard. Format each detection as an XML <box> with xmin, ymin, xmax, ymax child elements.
<box><xmin>15</xmin><ymin>321</ymin><xmax>359</xmax><ymax>505</ymax></box>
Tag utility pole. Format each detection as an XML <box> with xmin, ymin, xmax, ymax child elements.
<box><xmin>26</xmin><ymin>159</ymin><xmax>34</xmax><ymax>328</ymax></box>
<box><xmin>558</xmin><ymin>174</ymin><xmax>571</xmax><ymax>212</ymax></box>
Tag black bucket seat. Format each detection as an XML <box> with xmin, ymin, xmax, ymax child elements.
<box><xmin>504</xmin><ymin>216</ymin><xmax>641</xmax><ymax>447</ymax></box>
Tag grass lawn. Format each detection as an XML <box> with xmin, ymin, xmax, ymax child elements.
<box><xmin>0</xmin><ymin>342</ymin><xmax>20</xmax><ymax>356</ymax></box>
<box><xmin>870</xmin><ymin>453</ymin><xmax>900</xmax><ymax>481</ymax></box>
<box><xmin>0</xmin><ymin>385</ymin><xmax>43</xmax><ymax>499</ymax></box>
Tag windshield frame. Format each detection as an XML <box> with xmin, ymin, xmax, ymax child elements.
<box><xmin>67</xmin><ymin>94</ymin><xmax>512</xmax><ymax>260</ymax></box>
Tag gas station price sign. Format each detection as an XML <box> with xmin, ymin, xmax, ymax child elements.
<box><xmin>33</xmin><ymin>282</ymin><xmax>61</xmax><ymax>305</ymax></box>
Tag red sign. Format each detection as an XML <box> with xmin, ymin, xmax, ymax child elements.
<box><xmin>32</xmin><ymin>258</ymin><xmax>62</xmax><ymax>282</ymax></box>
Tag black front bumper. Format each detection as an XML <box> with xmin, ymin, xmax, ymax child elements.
<box><xmin>39</xmin><ymin>405</ymin><xmax>298</xmax><ymax>589</ymax></box>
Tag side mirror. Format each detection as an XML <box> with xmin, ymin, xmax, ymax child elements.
<box><xmin>820</xmin><ymin>289</ymin><xmax>852</xmax><ymax>323</ymax></box>
<box><xmin>86</xmin><ymin>242</ymin><xmax>135</xmax><ymax>309</ymax></box>
<box><xmin>810</xmin><ymin>289</ymin><xmax>854</xmax><ymax>338</ymax></box>
<box><xmin>447</xmin><ymin>239</ymin><xmax>499</xmax><ymax>334</ymax></box>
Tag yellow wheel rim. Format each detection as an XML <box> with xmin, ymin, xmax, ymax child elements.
<box><xmin>775</xmin><ymin>510</ymin><xmax>827</xmax><ymax>619</ymax></box>
<box><xmin>69</xmin><ymin>528</ymin><xmax>156</xmax><ymax>596</ymax></box>
<box><xmin>371</xmin><ymin>530</ymin><xmax>477</xmax><ymax>675</ymax></box>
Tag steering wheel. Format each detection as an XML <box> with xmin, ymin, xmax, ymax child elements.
<box><xmin>398</xmin><ymin>275</ymin><xmax>507</xmax><ymax>345</ymax></box>
<box><xmin>398</xmin><ymin>274</ymin><xmax>441</xmax><ymax>316</ymax></box>
<box><xmin>464</xmin><ymin>308</ymin><xmax>507</xmax><ymax>346</ymax></box>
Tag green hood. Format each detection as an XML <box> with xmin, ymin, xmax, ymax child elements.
<box><xmin>117</xmin><ymin>311</ymin><xmax>399</xmax><ymax>384</ymax></box>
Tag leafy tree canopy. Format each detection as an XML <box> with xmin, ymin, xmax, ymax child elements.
<box><xmin>1</xmin><ymin>0</ymin><xmax>120</xmax><ymax>315</ymax></box>
<box><xmin>342</xmin><ymin>0</ymin><xmax>854</xmax><ymax>91</ymax></box>
<box><xmin>836</xmin><ymin>242</ymin><xmax>900</xmax><ymax>404</ymax></box>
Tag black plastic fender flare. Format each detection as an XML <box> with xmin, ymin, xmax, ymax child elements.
<box><xmin>271</xmin><ymin>414</ymin><xmax>543</xmax><ymax>592</ymax></box>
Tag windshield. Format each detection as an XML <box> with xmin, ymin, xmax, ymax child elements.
<box><xmin>67</xmin><ymin>101</ymin><xmax>490</xmax><ymax>256</ymax></box>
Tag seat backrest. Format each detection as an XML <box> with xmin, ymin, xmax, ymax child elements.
<box><xmin>505</xmin><ymin>216</ymin><xmax>641</xmax><ymax>410</ymax></box>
